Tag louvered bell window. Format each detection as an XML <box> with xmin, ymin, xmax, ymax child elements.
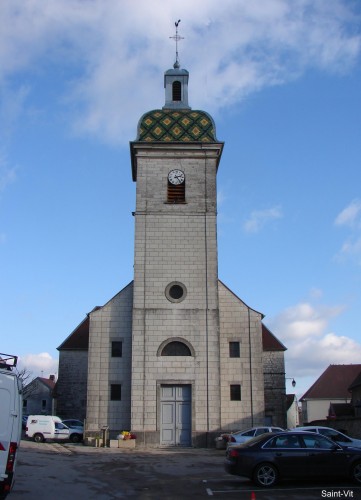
<box><xmin>167</xmin><ymin>180</ymin><xmax>185</xmax><ymax>203</ymax></box>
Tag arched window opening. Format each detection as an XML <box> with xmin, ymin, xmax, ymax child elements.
<box><xmin>161</xmin><ymin>341</ymin><xmax>191</xmax><ymax>356</ymax></box>
<box><xmin>172</xmin><ymin>81</ymin><xmax>182</xmax><ymax>101</ymax></box>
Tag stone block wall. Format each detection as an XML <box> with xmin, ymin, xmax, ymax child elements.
<box><xmin>131</xmin><ymin>144</ymin><xmax>222</xmax><ymax>441</ymax></box>
<box><xmin>86</xmin><ymin>282</ymin><xmax>133</xmax><ymax>437</ymax></box>
<box><xmin>56</xmin><ymin>350</ymin><xmax>88</xmax><ymax>420</ymax></box>
<box><xmin>263</xmin><ymin>350</ymin><xmax>287</xmax><ymax>428</ymax></box>
<box><xmin>218</xmin><ymin>281</ymin><xmax>265</xmax><ymax>431</ymax></box>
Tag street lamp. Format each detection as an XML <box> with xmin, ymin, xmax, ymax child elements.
<box><xmin>286</xmin><ymin>377</ymin><xmax>296</xmax><ymax>388</ymax></box>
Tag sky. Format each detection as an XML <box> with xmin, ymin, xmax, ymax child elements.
<box><xmin>1</xmin><ymin>0</ymin><xmax>361</xmax><ymax>400</ymax></box>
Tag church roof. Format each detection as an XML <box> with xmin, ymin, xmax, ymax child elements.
<box><xmin>262</xmin><ymin>323</ymin><xmax>287</xmax><ymax>352</ymax></box>
<box><xmin>57</xmin><ymin>307</ymin><xmax>101</xmax><ymax>350</ymax></box>
<box><xmin>136</xmin><ymin>109</ymin><xmax>217</xmax><ymax>142</ymax></box>
<box><xmin>58</xmin><ymin>281</ymin><xmax>286</xmax><ymax>355</ymax></box>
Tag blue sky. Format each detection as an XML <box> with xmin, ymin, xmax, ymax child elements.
<box><xmin>1</xmin><ymin>0</ymin><xmax>361</xmax><ymax>399</ymax></box>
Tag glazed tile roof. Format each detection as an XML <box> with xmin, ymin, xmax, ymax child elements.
<box><xmin>137</xmin><ymin>109</ymin><xmax>217</xmax><ymax>142</ymax></box>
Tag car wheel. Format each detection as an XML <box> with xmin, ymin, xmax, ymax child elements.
<box><xmin>351</xmin><ymin>461</ymin><xmax>361</xmax><ymax>484</ymax></box>
<box><xmin>70</xmin><ymin>433</ymin><xmax>81</xmax><ymax>443</ymax></box>
<box><xmin>253</xmin><ymin>463</ymin><xmax>278</xmax><ymax>487</ymax></box>
<box><xmin>34</xmin><ymin>433</ymin><xmax>45</xmax><ymax>443</ymax></box>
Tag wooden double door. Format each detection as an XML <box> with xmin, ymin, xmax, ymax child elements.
<box><xmin>160</xmin><ymin>385</ymin><xmax>191</xmax><ymax>446</ymax></box>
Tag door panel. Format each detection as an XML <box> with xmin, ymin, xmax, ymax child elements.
<box><xmin>176</xmin><ymin>402</ymin><xmax>191</xmax><ymax>446</ymax></box>
<box><xmin>161</xmin><ymin>402</ymin><xmax>175</xmax><ymax>445</ymax></box>
<box><xmin>160</xmin><ymin>385</ymin><xmax>191</xmax><ymax>446</ymax></box>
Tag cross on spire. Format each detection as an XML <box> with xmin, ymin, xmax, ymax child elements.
<box><xmin>169</xmin><ymin>19</ymin><xmax>184</xmax><ymax>68</ymax></box>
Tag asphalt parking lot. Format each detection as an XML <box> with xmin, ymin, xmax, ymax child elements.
<box><xmin>10</xmin><ymin>440</ymin><xmax>361</xmax><ymax>499</ymax></box>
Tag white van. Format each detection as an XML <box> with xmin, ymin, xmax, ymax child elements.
<box><xmin>0</xmin><ymin>353</ymin><xmax>22</xmax><ymax>498</ymax></box>
<box><xmin>25</xmin><ymin>415</ymin><xmax>70</xmax><ymax>443</ymax></box>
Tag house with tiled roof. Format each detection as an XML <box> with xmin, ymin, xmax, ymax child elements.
<box><xmin>23</xmin><ymin>375</ymin><xmax>56</xmax><ymax>416</ymax></box>
<box><xmin>300</xmin><ymin>364</ymin><xmax>361</xmax><ymax>424</ymax></box>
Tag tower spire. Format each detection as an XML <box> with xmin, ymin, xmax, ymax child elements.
<box><xmin>169</xmin><ymin>19</ymin><xmax>184</xmax><ymax>68</ymax></box>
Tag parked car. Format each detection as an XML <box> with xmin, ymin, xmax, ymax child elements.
<box><xmin>62</xmin><ymin>419</ymin><xmax>83</xmax><ymax>429</ymax></box>
<box><xmin>225</xmin><ymin>431</ymin><xmax>361</xmax><ymax>487</ymax></box>
<box><xmin>293</xmin><ymin>426</ymin><xmax>361</xmax><ymax>448</ymax></box>
<box><xmin>61</xmin><ymin>420</ymin><xmax>83</xmax><ymax>443</ymax></box>
<box><xmin>26</xmin><ymin>415</ymin><xmax>70</xmax><ymax>443</ymax></box>
<box><xmin>226</xmin><ymin>426</ymin><xmax>284</xmax><ymax>447</ymax></box>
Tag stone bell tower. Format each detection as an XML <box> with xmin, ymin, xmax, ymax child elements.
<box><xmin>130</xmin><ymin>38</ymin><xmax>224</xmax><ymax>445</ymax></box>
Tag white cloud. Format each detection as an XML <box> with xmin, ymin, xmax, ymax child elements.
<box><xmin>335</xmin><ymin>199</ymin><xmax>361</xmax><ymax>228</ymax></box>
<box><xmin>269</xmin><ymin>302</ymin><xmax>343</xmax><ymax>340</ymax></box>
<box><xmin>266</xmin><ymin>299</ymin><xmax>361</xmax><ymax>384</ymax></box>
<box><xmin>334</xmin><ymin>199</ymin><xmax>361</xmax><ymax>264</ymax></box>
<box><xmin>243</xmin><ymin>206</ymin><xmax>283</xmax><ymax>233</ymax></box>
<box><xmin>17</xmin><ymin>352</ymin><xmax>58</xmax><ymax>379</ymax></box>
<box><xmin>339</xmin><ymin>238</ymin><xmax>361</xmax><ymax>258</ymax></box>
<box><xmin>0</xmin><ymin>0</ymin><xmax>359</xmax><ymax>144</ymax></box>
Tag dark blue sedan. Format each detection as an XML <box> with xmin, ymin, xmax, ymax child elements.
<box><xmin>225</xmin><ymin>431</ymin><xmax>361</xmax><ymax>487</ymax></box>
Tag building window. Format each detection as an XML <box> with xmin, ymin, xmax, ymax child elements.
<box><xmin>229</xmin><ymin>341</ymin><xmax>240</xmax><ymax>358</ymax></box>
<box><xmin>165</xmin><ymin>282</ymin><xmax>187</xmax><ymax>303</ymax></box>
<box><xmin>161</xmin><ymin>341</ymin><xmax>191</xmax><ymax>356</ymax></box>
<box><xmin>172</xmin><ymin>81</ymin><xmax>181</xmax><ymax>101</ymax></box>
<box><xmin>230</xmin><ymin>384</ymin><xmax>241</xmax><ymax>401</ymax></box>
<box><xmin>23</xmin><ymin>399</ymin><xmax>27</xmax><ymax>409</ymax></box>
<box><xmin>41</xmin><ymin>399</ymin><xmax>46</xmax><ymax>409</ymax></box>
<box><xmin>110</xmin><ymin>384</ymin><xmax>122</xmax><ymax>401</ymax></box>
<box><xmin>111</xmin><ymin>341</ymin><xmax>122</xmax><ymax>357</ymax></box>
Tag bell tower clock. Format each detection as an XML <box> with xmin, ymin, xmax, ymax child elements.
<box><xmin>130</xmin><ymin>47</ymin><xmax>224</xmax><ymax>446</ymax></box>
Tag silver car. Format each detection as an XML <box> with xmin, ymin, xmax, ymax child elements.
<box><xmin>61</xmin><ymin>419</ymin><xmax>84</xmax><ymax>443</ymax></box>
<box><xmin>227</xmin><ymin>426</ymin><xmax>284</xmax><ymax>447</ymax></box>
<box><xmin>293</xmin><ymin>426</ymin><xmax>361</xmax><ymax>448</ymax></box>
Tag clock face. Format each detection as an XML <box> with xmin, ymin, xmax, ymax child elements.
<box><xmin>168</xmin><ymin>169</ymin><xmax>185</xmax><ymax>185</ymax></box>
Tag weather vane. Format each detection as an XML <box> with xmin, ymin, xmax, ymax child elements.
<box><xmin>169</xmin><ymin>19</ymin><xmax>184</xmax><ymax>68</ymax></box>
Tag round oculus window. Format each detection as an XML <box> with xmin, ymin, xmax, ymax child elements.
<box><xmin>165</xmin><ymin>282</ymin><xmax>187</xmax><ymax>303</ymax></box>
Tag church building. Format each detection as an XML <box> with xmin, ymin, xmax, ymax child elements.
<box><xmin>56</xmin><ymin>53</ymin><xmax>287</xmax><ymax>447</ymax></box>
